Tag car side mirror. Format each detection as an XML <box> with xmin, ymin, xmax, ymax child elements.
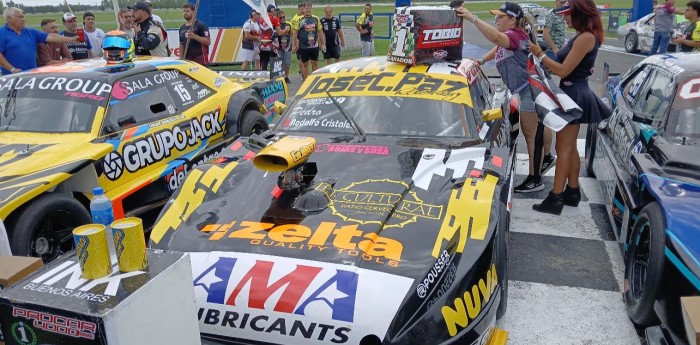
<box><xmin>482</xmin><ymin>108</ymin><xmax>503</xmax><ymax>122</ymax></box>
<box><xmin>118</xmin><ymin>115</ymin><xmax>136</xmax><ymax>128</ymax></box>
<box><xmin>274</xmin><ymin>101</ymin><xmax>287</xmax><ymax>114</ymax></box>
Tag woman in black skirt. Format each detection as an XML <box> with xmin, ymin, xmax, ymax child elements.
<box><xmin>528</xmin><ymin>0</ymin><xmax>611</xmax><ymax>215</ymax></box>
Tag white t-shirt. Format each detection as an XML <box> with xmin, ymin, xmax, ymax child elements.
<box><xmin>242</xmin><ymin>19</ymin><xmax>261</xmax><ymax>51</ymax></box>
<box><xmin>152</xmin><ymin>14</ymin><xmax>165</xmax><ymax>28</ymax></box>
<box><xmin>85</xmin><ymin>27</ymin><xmax>105</xmax><ymax>57</ymax></box>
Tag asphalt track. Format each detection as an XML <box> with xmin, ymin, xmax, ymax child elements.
<box><xmin>281</xmin><ymin>23</ymin><xmax>648</xmax><ymax>344</ymax></box>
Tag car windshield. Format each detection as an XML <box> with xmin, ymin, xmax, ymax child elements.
<box><xmin>276</xmin><ymin>95</ymin><xmax>474</xmax><ymax>138</ymax></box>
<box><xmin>0</xmin><ymin>75</ymin><xmax>109</xmax><ymax>133</ymax></box>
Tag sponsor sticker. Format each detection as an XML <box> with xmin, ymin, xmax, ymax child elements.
<box><xmin>12</xmin><ymin>307</ymin><xmax>97</xmax><ymax>340</ymax></box>
<box><xmin>416</xmin><ymin>250</ymin><xmax>452</xmax><ymax>298</ymax></box>
<box><xmin>191</xmin><ymin>251</ymin><xmax>414</xmax><ymax>345</ymax></box>
<box><xmin>441</xmin><ymin>263</ymin><xmax>498</xmax><ymax>337</ymax></box>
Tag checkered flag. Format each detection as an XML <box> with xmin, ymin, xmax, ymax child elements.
<box><xmin>527</xmin><ymin>54</ymin><xmax>582</xmax><ymax>132</ymax></box>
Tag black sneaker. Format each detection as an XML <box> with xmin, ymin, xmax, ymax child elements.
<box><xmin>285</xmin><ymin>77</ymin><xmax>291</xmax><ymax>84</ymax></box>
<box><xmin>514</xmin><ymin>175</ymin><xmax>544</xmax><ymax>193</ymax></box>
<box><xmin>540</xmin><ymin>154</ymin><xmax>556</xmax><ymax>175</ymax></box>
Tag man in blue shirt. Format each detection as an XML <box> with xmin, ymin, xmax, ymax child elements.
<box><xmin>0</xmin><ymin>7</ymin><xmax>80</xmax><ymax>75</ymax></box>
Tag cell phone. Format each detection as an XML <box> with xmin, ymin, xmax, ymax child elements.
<box><xmin>76</xmin><ymin>28</ymin><xmax>86</xmax><ymax>42</ymax></box>
<box><xmin>449</xmin><ymin>0</ymin><xmax>464</xmax><ymax>8</ymax></box>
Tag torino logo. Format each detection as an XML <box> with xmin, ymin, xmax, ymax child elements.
<box><xmin>418</xmin><ymin>27</ymin><xmax>462</xmax><ymax>48</ymax></box>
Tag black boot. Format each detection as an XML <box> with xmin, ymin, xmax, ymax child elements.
<box><xmin>563</xmin><ymin>185</ymin><xmax>581</xmax><ymax>207</ymax></box>
<box><xmin>532</xmin><ymin>191</ymin><xmax>564</xmax><ymax>215</ymax></box>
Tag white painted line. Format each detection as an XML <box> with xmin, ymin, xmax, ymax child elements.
<box><xmin>498</xmin><ymin>281</ymin><xmax>639</xmax><ymax>345</ymax></box>
<box><xmin>511</xmin><ymin>200</ymin><xmax>604</xmax><ymax>241</ymax></box>
<box><xmin>604</xmin><ymin>241</ymin><xmax>626</xmax><ymax>292</ymax></box>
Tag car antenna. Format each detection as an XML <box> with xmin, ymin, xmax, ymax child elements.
<box><xmin>325</xmin><ymin>91</ymin><xmax>365</xmax><ymax>141</ymax></box>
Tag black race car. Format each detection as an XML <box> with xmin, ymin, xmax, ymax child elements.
<box><xmin>149</xmin><ymin>57</ymin><xmax>518</xmax><ymax>345</ymax></box>
<box><xmin>587</xmin><ymin>54</ymin><xmax>700</xmax><ymax>345</ymax></box>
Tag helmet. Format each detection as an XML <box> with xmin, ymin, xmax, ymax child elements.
<box><xmin>103</xmin><ymin>30</ymin><xmax>134</xmax><ymax>64</ymax></box>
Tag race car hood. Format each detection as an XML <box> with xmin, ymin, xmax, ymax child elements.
<box><xmin>153</xmin><ymin>135</ymin><xmax>502</xmax><ymax>277</ymax></box>
<box><xmin>0</xmin><ymin>133</ymin><xmax>113</xmax><ymax>218</ymax></box>
<box><xmin>151</xmin><ymin>134</ymin><xmax>509</xmax><ymax>343</ymax></box>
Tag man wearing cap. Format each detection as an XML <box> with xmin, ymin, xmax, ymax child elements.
<box><xmin>83</xmin><ymin>12</ymin><xmax>105</xmax><ymax>57</ymax></box>
<box><xmin>0</xmin><ymin>7</ymin><xmax>82</xmax><ymax>75</ymax></box>
<box><xmin>144</xmin><ymin>0</ymin><xmax>165</xmax><ymax>28</ymax></box>
<box><xmin>242</xmin><ymin>10</ymin><xmax>262</xmax><ymax>70</ymax></box>
<box><xmin>131</xmin><ymin>2</ymin><xmax>170</xmax><ymax>57</ymax></box>
<box><xmin>61</xmin><ymin>12</ymin><xmax>95</xmax><ymax>60</ymax></box>
<box><xmin>37</xmin><ymin>18</ymin><xmax>72</xmax><ymax>66</ymax></box>
<box><xmin>179</xmin><ymin>3</ymin><xmax>210</xmax><ymax>65</ymax></box>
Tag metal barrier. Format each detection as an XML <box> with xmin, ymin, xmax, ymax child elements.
<box><xmin>599</xmin><ymin>8</ymin><xmax>633</xmax><ymax>32</ymax></box>
<box><xmin>338</xmin><ymin>12</ymin><xmax>395</xmax><ymax>40</ymax></box>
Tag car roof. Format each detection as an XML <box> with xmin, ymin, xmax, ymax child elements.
<box><xmin>21</xmin><ymin>56</ymin><xmax>190</xmax><ymax>83</ymax></box>
<box><xmin>642</xmin><ymin>53</ymin><xmax>700</xmax><ymax>75</ymax></box>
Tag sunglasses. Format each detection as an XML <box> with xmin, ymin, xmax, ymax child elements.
<box><xmin>279</xmin><ymin>15</ymin><xmax>285</xmax><ymax>18</ymax></box>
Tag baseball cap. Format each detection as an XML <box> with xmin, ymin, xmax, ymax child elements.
<box><xmin>128</xmin><ymin>2</ymin><xmax>151</xmax><ymax>13</ymax></box>
<box><xmin>554</xmin><ymin>1</ymin><xmax>572</xmax><ymax>15</ymax></box>
<box><xmin>249</xmin><ymin>9</ymin><xmax>260</xmax><ymax>17</ymax></box>
<box><xmin>62</xmin><ymin>12</ymin><xmax>76</xmax><ymax>22</ymax></box>
<box><xmin>83</xmin><ymin>11</ymin><xmax>95</xmax><ymax>19</ymax></box>
<box><xmin>267</xmin><ymin>4</ymin><xmax>277</xmax><ymax>12</ymax></box>
<box><xmin>489</xmin><ymin>2</ymin><xmax>523</xmax><ymax>19</ymax></box>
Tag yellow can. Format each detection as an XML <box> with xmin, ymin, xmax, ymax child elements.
<box><xmin>111</xmin><ymin>217</ymin><xmax>148</xmax><ymax>272</ymax></box>
<box><xmin>73</xmin><ymin>224</ymin><xmax>112</xmax><ymax>279</ymax></box>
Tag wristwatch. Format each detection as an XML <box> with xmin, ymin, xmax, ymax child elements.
<box><xmin>470</xmin><ymin>14</ymin><xmax>479</xmax><ymax>24</ymax></box>
<box><xmin>10</xmin><ymin>67</ymin><xmax>18</xmax><ymax>73</ymax></box>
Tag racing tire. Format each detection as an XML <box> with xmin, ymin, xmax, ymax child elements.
<box><xmin>9</xmin><ymin>193</ymin><xmax>92</xmax><ymax>263</ymax></box>
<box><xmin>496</xmin><ymin>203</ymin><xmax>510</xmax><ymax>320</ymax></box>
<box><xmin>239</xmin><ymin>110</ymin><xmax>268</xmax><ymax>137</ymax></box>
<box><xmin>625</xmin><ymin>33</ymin><xmax>639</xmax><ymax>53</ymax></box>
<box><xmin>623</xmin><ymin>202</ymin><xmax>665</xmax><ymax>326</ymax></box>
<box><xmin>584</xmin><ymin>124</ymin><xmax>597</xmax><ymax>177</ymax></box>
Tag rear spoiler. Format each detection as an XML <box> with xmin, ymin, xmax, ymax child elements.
<box><xmin>218</xmin><ymin>57</ymin><xmax>286</xmax><ymax>82</ymax></box>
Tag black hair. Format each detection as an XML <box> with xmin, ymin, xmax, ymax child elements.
<box><xmin>449</xmin><ymin>0</ymin><xmax>463</xmax><ymax>8</ymax></box>
<box><xmin>688</xmin><ymin>0</ymin><xmax>700</xmax><ymax>13</ymax></box>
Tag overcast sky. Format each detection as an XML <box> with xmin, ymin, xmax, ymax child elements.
<box><xmin>7</xmin><ymin>0</ymin><xmax>103</xmax><ymax>5</ymax></box>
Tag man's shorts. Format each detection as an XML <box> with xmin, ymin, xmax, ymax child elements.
<box><xmin>361</xmin><ymin>40</ymin><xmax>374</xmax><ymax>57</ymax></box>
<box><xmin>299</xmin><ymin>48</ymin><xmax>319</xmax><ymax>63</ymax></box>
<box><xmin>240</xmin><ymin>48</ymin><xmax>259</xmax><ymax>62</ymax></box>
<box><xmin>278</xmin><ymin>50</ymin><xmax>292</xmax><ymax>66</ymax></box>
<box><xmin>323</xmin><ymin>45</ymin><xmax>341</xmax><ymax>60</ymax></box>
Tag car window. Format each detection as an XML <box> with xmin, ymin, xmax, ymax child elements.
<box><xmin>632</xmin><ymin>69</ymin><xmax>674</xmax><ymax>127</ymax></box>
<box><xmin>623</xmin><ymin>65</ymin><xmax>652</xmax><ymax>106</ymax></box>
<box><xmin>103</xmin><ymin>71</ymin><xmax>182</xmax><ymax>133</ymax></box>
<box><xmin>167</xmin><ymin>72</ymin><xmax>213</xmax><ymax>111</ymax></box>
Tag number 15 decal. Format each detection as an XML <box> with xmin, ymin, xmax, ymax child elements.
<box><xmin>174</xmin><ymin>84</ymin><xmax>192</xmax><ymax>102</ymax></box>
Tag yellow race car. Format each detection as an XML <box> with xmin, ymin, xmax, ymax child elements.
<box><xmin>0</xmin><ymin>57</ymin><xmax>287</xmax><ymax>262</ymax></box>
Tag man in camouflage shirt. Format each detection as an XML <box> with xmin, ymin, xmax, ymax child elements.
<box><xmin>543</xmin><ymin>0</ymin><xmax>566</xmax><ymax>53</ymax></box>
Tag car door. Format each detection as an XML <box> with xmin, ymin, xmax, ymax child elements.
<box><xmin>97</xmin><ymin>69</ymin><xmax>226</xmax><ymax>210</ymax></box>
<box><xmin>640</xmin><ymin>15</ymin><xmax>655</xmax><ymax>51</ymax></box>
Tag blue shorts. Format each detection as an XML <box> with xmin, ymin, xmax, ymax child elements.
<box><xmin>518</xmin><ymin>86</ymin><xmax>536</xmax><ymax>113</ymax></box>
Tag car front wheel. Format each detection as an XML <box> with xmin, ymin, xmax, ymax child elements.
<box><xmin>625</xmin><ymin>32</ymin><xmax>640</xmax><ymax>53</ymax></box>
<box><xmin>623</xmin><ymin>202</ymin><xmax>665</xmax><ymax>326</ymax></box>
<box><xmin>239</xmin><ymin>110</ymin><xmax>268</xmax><ymax>136</ymax></box>
<box><xmin>9</xmin><ymin>193</ymin><xmax>92</xmax><ymax>263</ymax></box>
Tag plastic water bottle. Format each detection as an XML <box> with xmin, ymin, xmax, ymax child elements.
<box><xmin>90</xmin><ymin>187</ymin><xmax>116</xmax><ymax>264</ymax></box>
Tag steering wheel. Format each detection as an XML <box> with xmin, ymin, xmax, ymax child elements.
<box><xmin>414</xmin><ymin>121</ymin><xmax>430</xmax><ymax>134</ymax></box>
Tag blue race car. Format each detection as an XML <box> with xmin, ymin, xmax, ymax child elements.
<box><xmin>586</xmin><ymin>54</ymin><xmax>700</xmax><ymax>345</ymax></box>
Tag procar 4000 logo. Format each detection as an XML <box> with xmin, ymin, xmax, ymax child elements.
<box><xmin>191</xmin><ymin>252</ymin><xmax>414</xmax><ymax>345</ymax></box>
<box><xmin>103</xmin><ymin>110</ymin><xmax>223</xmax><ymax>180</ymax></box>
